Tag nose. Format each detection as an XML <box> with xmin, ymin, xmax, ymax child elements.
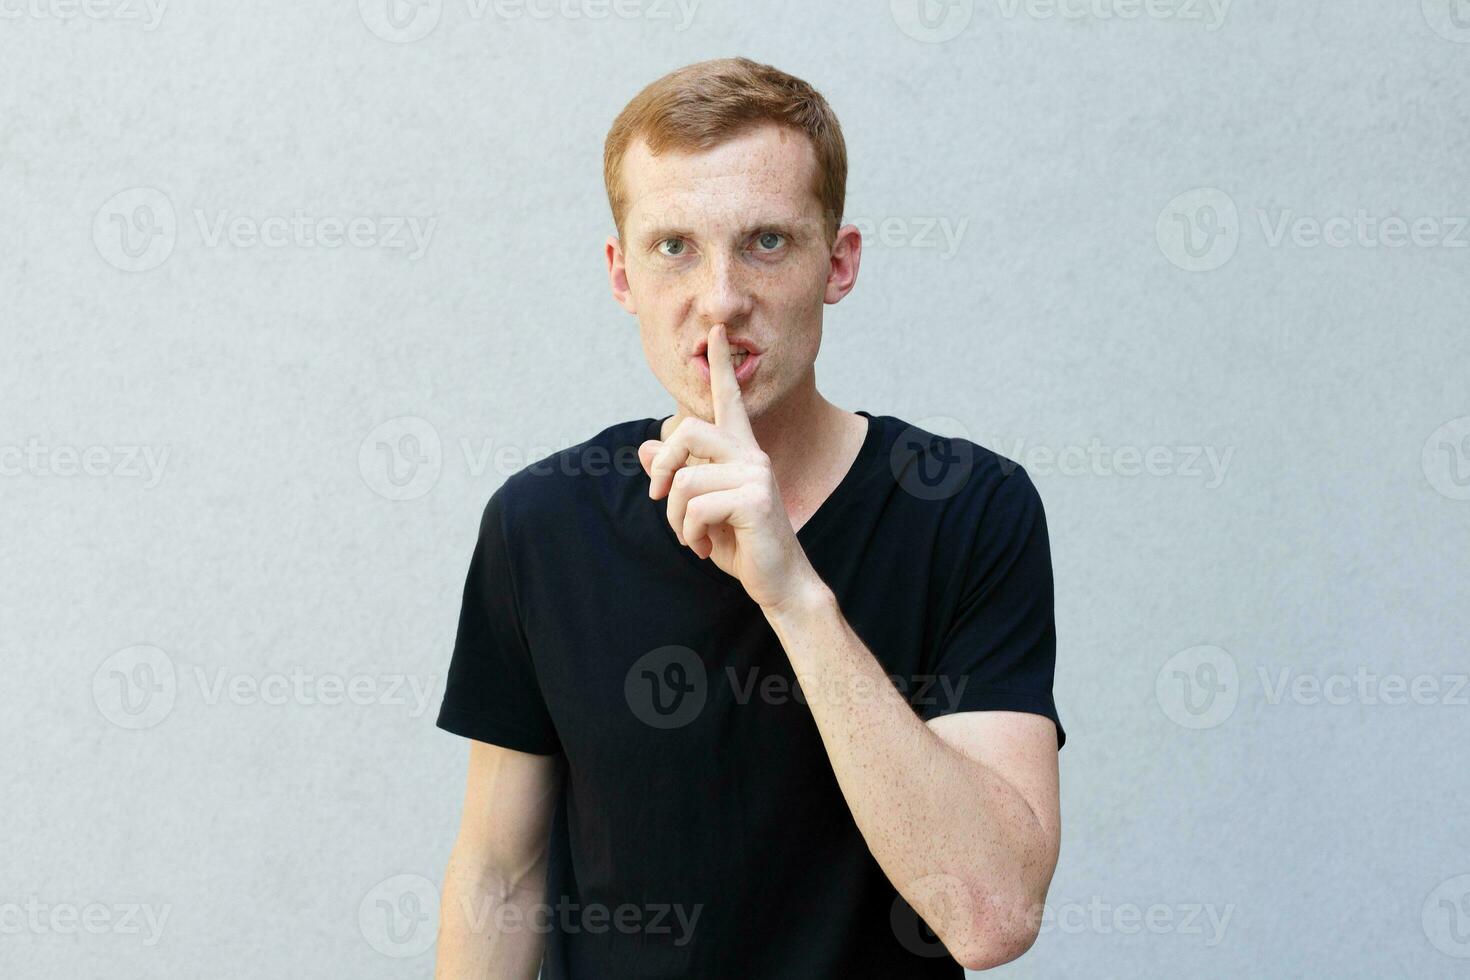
<box><xmin>694</xmin><ymin>249</ymin><xmax>754</xmax><ymax>327</ymax></box>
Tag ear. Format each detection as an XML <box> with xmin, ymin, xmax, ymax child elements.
<box><xmin>823</xmin><ymin>223</ymin><xmax>862</xmax><ymax>306</ymax></box>
<box><xmin>606</xmin><ymin>234</ymin><xmax>637</xmax><ymax>315</ymax></box>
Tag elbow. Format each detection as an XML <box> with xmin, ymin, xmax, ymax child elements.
<box><xmin>952</xmin><ymin>924</ymin><xmax>1038</xmax><ymax>971</ymax></box>
<box><xmin>949</xmin><ymin>892</ymin><xmax>1044</xmax><ymax>972</ymax></box>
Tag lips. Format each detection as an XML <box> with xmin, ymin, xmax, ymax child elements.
<box><xmin>692</xmin><ymin>336</ymin><xmax>763</xmax><ymax>386</ymax></box>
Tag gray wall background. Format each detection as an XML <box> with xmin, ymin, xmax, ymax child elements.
<box><xmin>4</xmin><ymin>0</ymin><xmax>1468</xmax><ymax>976</ymax></box>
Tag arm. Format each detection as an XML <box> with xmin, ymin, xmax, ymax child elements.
<box><xmin>436</xmin><ymin>739</ymin><xmax>561</xmax><ymax>980</ymax></box>
<box><xmin>640</xmin><ymin>326</ymin><xmax>1060</xmax><ymax>970</ymax></box>
<box><xmin>766</xmin><ymin>583</ymin><xmax>1059</xmax><ymax>971</ymax></box>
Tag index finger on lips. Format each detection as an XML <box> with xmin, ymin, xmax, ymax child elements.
<box><xmin>706</xmin><ymin>323</ymin><xmax>754</xmax><ymax>442</ymax></box>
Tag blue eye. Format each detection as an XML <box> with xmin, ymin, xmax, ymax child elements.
<box><xmin>657</xmin><ymin>239</ymin><xmax>687</xmax><ymax>257</ymax></box>
<box><xmin>755</xmin><ymin>232</ymin><xmax>785</xmax><ymax>251</ymax></box>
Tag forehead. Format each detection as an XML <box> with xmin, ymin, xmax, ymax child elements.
<box><xmin>621</xmin><ymin>123</ymin><xmax>821</xmax><ymax>233</ymax></box>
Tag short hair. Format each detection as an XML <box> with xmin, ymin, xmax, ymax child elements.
<box><xmin>603</xmin><ymin>57</ymin><xmax>847</xmax><ymax>250</ymax></box>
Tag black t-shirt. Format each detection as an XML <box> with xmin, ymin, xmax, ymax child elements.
<box><xmin>436</xmin><ymin>410</ymin><xmax>1065</xmax><ymax>979</ymax></box>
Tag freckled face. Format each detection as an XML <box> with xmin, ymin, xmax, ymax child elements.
<box><xmin>609</xmin><ymin>123</ymin><xmax>834</xmax><ymax>423</ymax></box>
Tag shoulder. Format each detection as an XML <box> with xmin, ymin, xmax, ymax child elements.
<box><xmin>480</xmin><ymin>416</ymin><xmax>654</xmax><ymax>539</ymax></box>
<box><xmin>870</xmin><ymin>412</ymin><xmax>1042</xmax><ymax>524</ymax></box>
<box><xmin>870</xmin><ymin>413</ymin><xmax>1051</xmax><ymax>591</ymax></box>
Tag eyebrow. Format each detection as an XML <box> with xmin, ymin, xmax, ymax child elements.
<box><xmin>636</xmin><ymin>217</ymin><xmax>809</xmax><ymax>246</ymax></box>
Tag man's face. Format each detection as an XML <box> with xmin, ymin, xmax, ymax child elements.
<box><xmin>607</xmin><ymin>123</ymin><xmax>856</xmax><ymax>423</ymax></box>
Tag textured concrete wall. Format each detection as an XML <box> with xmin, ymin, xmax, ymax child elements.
<box><xmin>3</xmin><ymin>1</ymin><xmax>1468</xmax><ymax>976</ymax></box>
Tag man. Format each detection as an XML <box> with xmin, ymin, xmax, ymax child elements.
<box><xmin>434</xmin><ymin>56</ymin><xmax>1065</xmax><ymax>978</ymax></box>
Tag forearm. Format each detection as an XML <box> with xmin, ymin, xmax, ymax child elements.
<box><xmin>435</xmin><ymin>843</ymin><xmax>548</xmax><ymax>980</ymax></box>
<box><xmin>763</xmin><ymin>580</ymin><xmax>1051</xmax><ymax>963</ymax></box>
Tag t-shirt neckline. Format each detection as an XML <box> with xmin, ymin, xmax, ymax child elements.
<box><xmin>641</xmin><ymin>410</ymin><xmax>881</xmax><ymax>591</ymax></box>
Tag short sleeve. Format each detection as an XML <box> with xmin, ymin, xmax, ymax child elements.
<box><xmin>920</xmin><ymin>465</ymin><xmax>1066</xmax><ymax>750</ymax></box>
<box><xmin>435</xmin><ymin>485</ymin><xmax>562</xmax><ymax>755</ymax></box>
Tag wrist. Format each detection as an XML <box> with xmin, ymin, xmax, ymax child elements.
<box><xmin>761</xmin><ymin>568</ymin><xmax>836</xmax><ymax>628</ymax></box>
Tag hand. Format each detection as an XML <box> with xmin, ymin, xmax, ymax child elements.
<box><xmin>638</xmin><ymin>323</ymin><xmax>824</xmax><ymax>612</ymax></box>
